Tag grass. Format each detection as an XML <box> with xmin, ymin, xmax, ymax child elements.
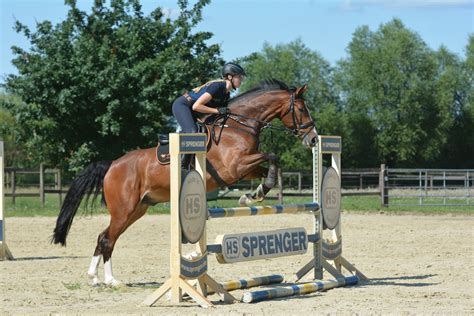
<box><xmin>3</xmin><ymin>192</ymin><xmax>473</xmax><ymax>217</ymax></box>
<box><xmin>62</xmin><ymin>282</ymin><xmax>82</xmax><ymax>291</ymax></box>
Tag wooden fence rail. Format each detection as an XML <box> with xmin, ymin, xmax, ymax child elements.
<box><xmin>4</xmin><ymin>164</ymin><xmax>383</xmax><ymax>207</ymax></box>
<box><xmin>5</xmin><ymin>163</ymin><xmax>470</xmax><ymax>208</ymax></box>
<box><xmin>4</xmin><ymin>164</ymin><xmax>67</xmax><ymax>207</ymax></box>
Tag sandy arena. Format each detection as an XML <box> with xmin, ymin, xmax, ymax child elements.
<box><xmin>1</xmin><ymin>211</ymin><xmax>473</xmax><ymax>315</ymax></box>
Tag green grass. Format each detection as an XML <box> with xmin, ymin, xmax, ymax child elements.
<box><xmin>3</xmin><ymin>193</ymin><xmax>473</xmax><ymax>217</ymax></box>
<box><xmin>62</xmin><ymin>282</ymin><xmax>82</xmax><ymax>290</ymax></box>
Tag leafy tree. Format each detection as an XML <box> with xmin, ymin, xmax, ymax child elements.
<box><xmin>0</xmin><ymin>94</ymin><xmax>28</xmax><ymax>166</ymax></box>
<box><xmin>439</xmin><ymin>35</ymin><xmax>474</xmax><ymax>167</ymax></box>
<box><xmin>336</xmin><ymin>19</ymin><xmax>457</xmax><ymax>167</ymax></box>
<box><xmin>239</xmin><ymin>39</ymin><xmax>342</xmax><ymax>170</ymax></box>
<box><xmin>3</xmin><ymin>0</ymin><xmax>221</xmax><ymax>171</ymax></box>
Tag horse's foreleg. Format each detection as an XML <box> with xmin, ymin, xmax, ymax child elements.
<box><xmin>237</xmin><ymin>153</ymin><xmax>278</xmax><ymax>206</ymax></box>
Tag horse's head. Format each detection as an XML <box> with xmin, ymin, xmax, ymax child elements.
<box><xmin>227</xmin><ymin>79</ymin><xmax>318</xmax><ymax>148</ymax></box>
<box><xmin>279</xmin><ymin>84</ymin><xmax>318</xmax><ymax>148</ymax></box>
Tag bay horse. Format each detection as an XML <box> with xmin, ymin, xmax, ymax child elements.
<box><xmin>52</xmin><ymin>79</ymin><xmax>318</xmax><ymax>286</ymax></box>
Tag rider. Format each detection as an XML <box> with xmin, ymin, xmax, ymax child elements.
<box><xmin>172</xmin><ymin>62</ymin><xmax>246</xmax><ymax>169</ymax></box>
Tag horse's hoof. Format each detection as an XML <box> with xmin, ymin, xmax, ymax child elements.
<box><xmin>90</xmin><ymin>276</ymin><xmax>101</xmax><ymax>287</ymax></box>
<box><xmin>105</xmin><ymin>278</ymin><xmax>124</xmax><ymax>287</ymax></box>
<box><xmin>91</xmin><ymin>281</ymin><xmax>102</xmax><ymax>288</ymax></box>
<box><xmin>239</xmin><ymin>194</ymin><xmax>253</xmax><ymax>206</ymax></box>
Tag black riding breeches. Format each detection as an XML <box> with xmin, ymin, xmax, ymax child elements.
<box><xmin>172</xmin><ymin>96</ymin><xmax>197</xmax><ymax>133</ymax></box>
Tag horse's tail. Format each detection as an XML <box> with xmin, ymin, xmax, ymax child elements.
<box><xmin>52</xmin><ymin>160</ymin><xmax>113</xmax><ymax>246</ymax></box>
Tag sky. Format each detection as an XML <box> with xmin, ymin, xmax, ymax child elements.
<box><xmin>1</xmin><ymin>0</ymin><xmax>473</xmax><ymax>84</ymax></box>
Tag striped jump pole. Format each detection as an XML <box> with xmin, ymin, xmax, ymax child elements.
<box><xmin>241</xmin><ymin>275</ymin><xmax>359</xmax><ymax>303</ymax></box>
<box><xmin>205</xmin><ymin>275</ymin><xmax>284</xmax><ymax>295</ymax></box>
<box><xmin>208</xmin><ymin>202</ymin><xmax>319</xmax><ymax>219</ymax></box>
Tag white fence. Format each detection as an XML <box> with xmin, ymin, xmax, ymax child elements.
<box><xmin>380</xmin><ymin>165</ymin><xmax>473</xmax><ymax>206</ymax></box>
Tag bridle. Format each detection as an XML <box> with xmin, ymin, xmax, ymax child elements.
<box><xmin>229</xmin><ymin>92</ymin><xmax>315</xmax><ymax>136</ymax></box>
<box><xmin>208</xmin><ymin>92</ymin><xmax>316</xmax><ymax>144</ymax></box>
<box><xmin>280</xmin><ymin>93</ymin><xmax>316</xmax><ymax>138</ymax></box>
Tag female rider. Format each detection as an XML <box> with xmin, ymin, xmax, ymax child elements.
<box><xmin>172</xmin><ymin>62</ymin><xmax>246</xmax><ymax>169</ymax></box>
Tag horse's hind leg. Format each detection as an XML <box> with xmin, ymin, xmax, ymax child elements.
<box><xmin>88</xmin><ymin>242</ymin><xmax>103</xmax><ymax>285</ymax></box>
<box><xmin>88</xmin><ymin>200</ymin><xmax>148</xmax><ymax>286</ymax></box>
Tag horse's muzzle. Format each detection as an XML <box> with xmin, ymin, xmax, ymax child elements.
<box><xmin>302</xmin><ymin>128</ymin><xmax>318</xmax><ymax>148</ymax></box>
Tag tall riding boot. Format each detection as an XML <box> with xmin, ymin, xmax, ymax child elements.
<box><xmin>181</xmin><ymin>154</ymin><xmax>192</xmax><ymax>171</ymax></box>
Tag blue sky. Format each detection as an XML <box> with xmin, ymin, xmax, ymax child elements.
<box><xmin>1</xmin><ymin>0</ymin><xmax>473</xmax><ymax>83</ymax></box>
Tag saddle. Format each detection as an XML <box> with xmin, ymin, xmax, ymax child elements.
<box><xmin>156</xmin><ymin>124</ymin><xmax>209</xmax><ymax>164</ymax></box>
<box><xmin>155</xmin><ymin>115</ymin><xmax>230</xmax><ymax>189</ymax></box>
<box><xmin>155</xmin><ymin>116</ymin><xmax>230</xmax><ymax>189</ymax></box>
<box><xmin>156</xmin><ymin>114</ymin><xmax>230</xmax><ymax>164</ymax></box>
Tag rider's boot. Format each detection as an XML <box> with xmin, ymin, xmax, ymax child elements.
<box><xmin>181</xmin><ymin>154</ymin><xmax>192</xmax><ymax>171</ymax></box>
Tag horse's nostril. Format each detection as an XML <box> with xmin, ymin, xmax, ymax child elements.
<box><xmin>311</xmin><ymin>137</ymin><xmax>316</xmax><ymax>144</ymax></box>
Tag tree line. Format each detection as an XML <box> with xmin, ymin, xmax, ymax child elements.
<box><xmin>1</xmin><ymin>0</ymin><xmax>473</xmax><ymax>173</ymax></box>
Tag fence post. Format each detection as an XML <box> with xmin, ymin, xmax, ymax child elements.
<box><xmin>467</xmin><ymin>171</ymin><xmax>471</xmax><ymax>206</ymax></box>
<box><xmin>277</xmin><ymin>168</ymin><xmax>283</xmax><ymax>204</ymax></box>
<box><xmin>380</xmin><ymin>164</ymin><xmax>388</xmax><ymax>207</ymax></box>
<box><xmin>298</xmin><ymin>172</ymin><xmax>302</xmax><ymax>193</ymax></box>
<box><xmin>57</xmin><ymin>169</ymin><xmax>63</xmax><ymax>206</ymax></box>
<box><xmin>40</xmin><ymin>163</ymin><xmax>45</xmax><ymax>208</ymax></box>
<box><xmin>11</xmin><ymin>170</ymin><xmax>16</xmax><ymax>205</ymax></box>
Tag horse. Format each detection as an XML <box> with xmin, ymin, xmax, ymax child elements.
<box><xmin>52</xmin><ymin>79</ymin><xmax>318</xmax><ymax>286</ymax></box>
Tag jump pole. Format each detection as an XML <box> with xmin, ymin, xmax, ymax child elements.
<box><xmin>0</xmin><ymin>141</ymin><xmax>14</xmax><ymax>261</ymax></box>
<box><xmin>242</xmin><ymin>275</ymin><xmax>359</xmax><ymax>303</ymax></box>
<box><xmin>200</xmin><ymin>274</ymin><xmax>284</xmax><ymax>295</ymax></box>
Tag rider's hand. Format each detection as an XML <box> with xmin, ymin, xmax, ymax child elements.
<box><xmin>218</xmin><ymin>107</ymin><xmax>230</xmax><ymax>115</ymax></box>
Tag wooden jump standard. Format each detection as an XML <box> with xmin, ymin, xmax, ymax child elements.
<box><xmin>0</xmin><ymin>141</ymin><xmax>14</xmax><ymax>261</ymax></box>
<box><xmin>143</xmin><ymin>134</ymin><xmax>366</xmax><ymax>308</ymax></box>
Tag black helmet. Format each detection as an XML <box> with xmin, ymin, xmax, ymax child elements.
<box><xmin>221</xmin><ymin>62</ymin><xmax>246</xmax><ymax>78</ymax></box>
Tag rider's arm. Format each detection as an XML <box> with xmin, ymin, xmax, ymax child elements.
<box><xmin>192</xmin><ymin>92</ymin><xmax>219</xmax><ymax>114</ymax></box>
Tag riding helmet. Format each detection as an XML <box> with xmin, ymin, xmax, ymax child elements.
<box><xmin>221</xmin><ymin>62</ymin><xmax>246</xmax><ymax>78</ymax></box>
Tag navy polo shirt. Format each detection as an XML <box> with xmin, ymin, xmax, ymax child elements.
<box><xmin>186</xmin><ymin>80</ymin><xmax>230</xmax><ymax>108</ymax></box>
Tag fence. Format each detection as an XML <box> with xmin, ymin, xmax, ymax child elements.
<box><xmin>380</xmin><ymin>165</ymin><xmax>473</xmax><ymax>206</ymax></box>
<box><xmin>221</xmin><ymin>169</ymin><xmax>381</xmax><ymax>202</ymax></box>
<box><xmin>4</xmin><ymin>164</ymin><xmax>473</xmax><ymax>208</ymax></box>
<box><xmin>4</xmin><ymin>164</ymin><xmax>67</xmax><ymax>207</ymax></box>
<box><xmin>231</xmin><ymin>170</ymin><xmax>380</xmax><ymax>191</ymax></box>
<box><xmin>3</xmin><ymin>164</ymin><xmax>381</xmax><ymax>207</ymax></box>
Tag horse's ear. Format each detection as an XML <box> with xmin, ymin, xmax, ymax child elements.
<box><xmin>295</xmin><ymin>84</ymin><xmax>308</xmax><ymax>98</ymax></box>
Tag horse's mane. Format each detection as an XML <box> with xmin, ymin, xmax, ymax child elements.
<box><xmin>229</xmin><ymin>79</ymin><xmax>292</xmax><ymax>105</ymax></box>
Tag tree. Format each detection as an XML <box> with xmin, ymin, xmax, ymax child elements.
<box><xmin>0</xmin><ymin>94</ymin><xmax>27</xmax><ymax>166</ymax></box>
<box><xmin>239</xmin><ymin>39</ymin><xmax>342</xmax><ymax>170</ymax></box>
<box><xmin>439</xmin><ymin>35</ymin><xmax>474</xmax><ymax>167</ymax></box>
<box><xmin>336</xmin><ymin>19</ymin><xmax>457</xmax><ymax>167</ymax></box>
<box><xmin>3</xmin><ymin>0</ymin><xmax>222</xmax><ymax>171</ymax></box>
